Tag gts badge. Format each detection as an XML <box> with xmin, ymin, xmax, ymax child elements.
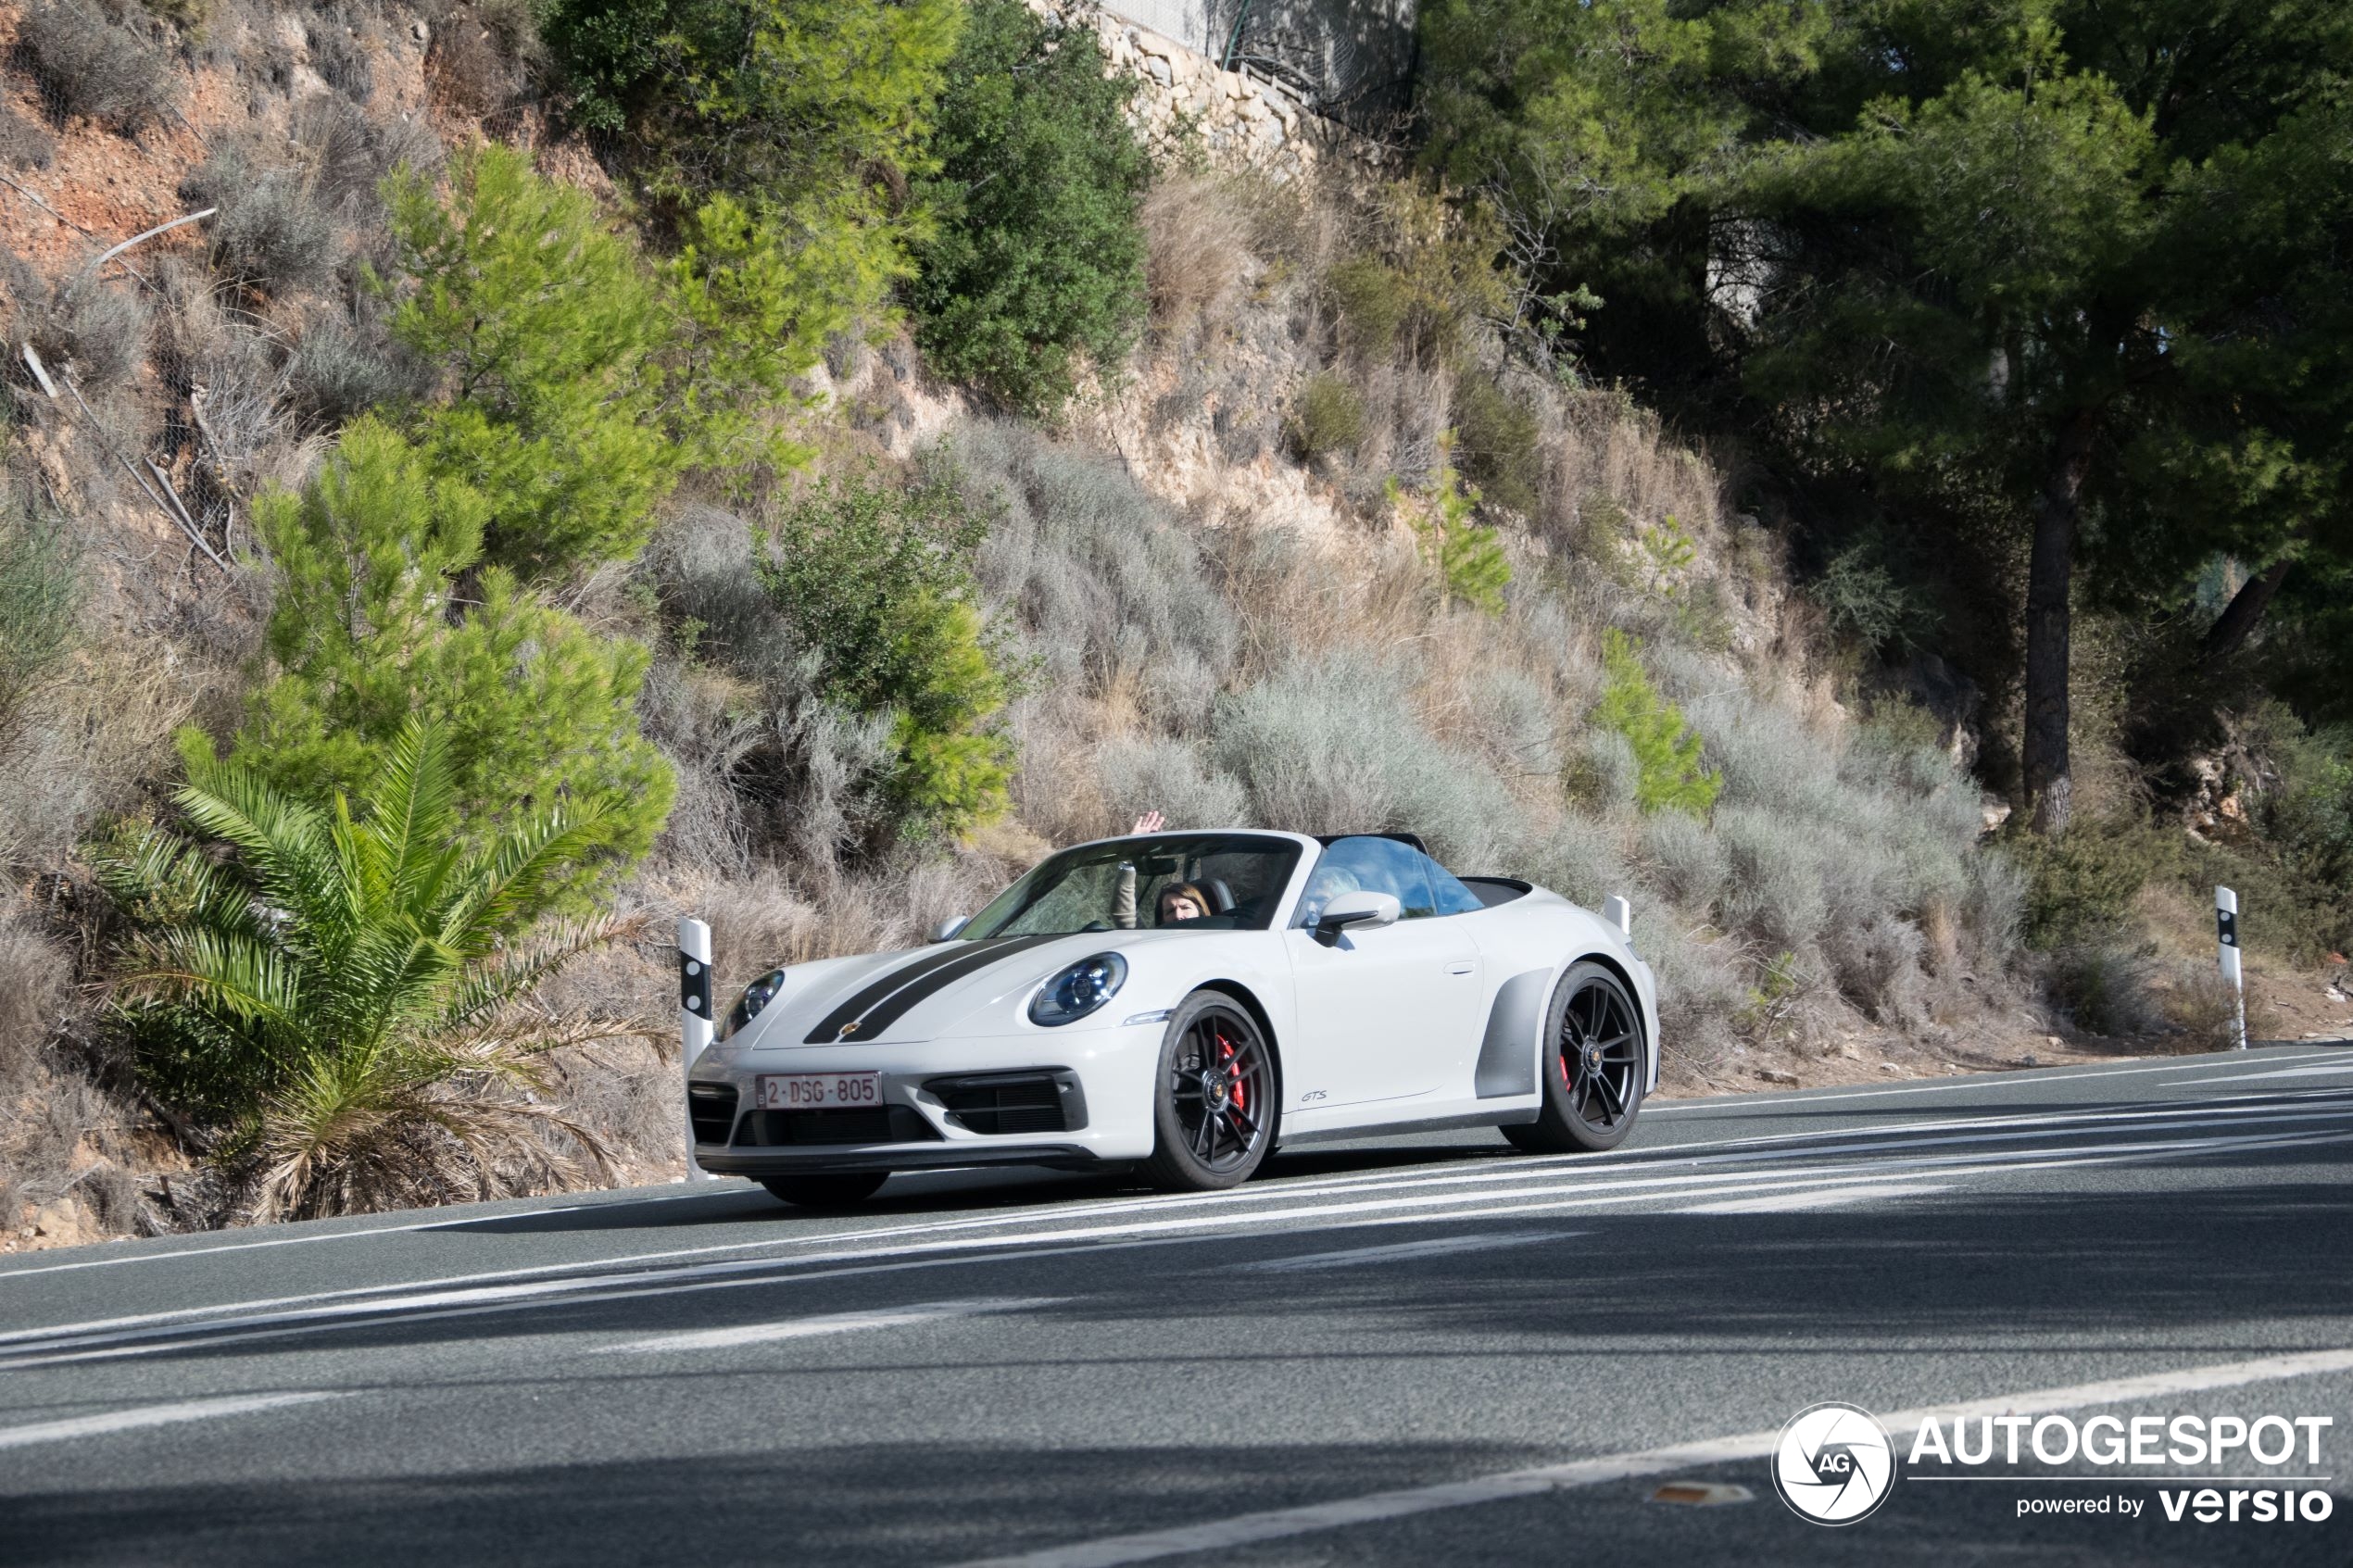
<box><xmin>1298</xmin><ymin>1089</ymin><xmax>1327</xmax><ymax>1104</ymax></box>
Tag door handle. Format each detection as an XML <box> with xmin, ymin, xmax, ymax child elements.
<box><xmin>1445</xmin><ymin>960</ymin><xmax>1475</xmax><ymax>975</ymax></box>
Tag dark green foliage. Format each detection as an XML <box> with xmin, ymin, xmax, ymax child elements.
<box><xmin>541</xmin><ymin>0</ymin><xmax>961</xmax><ymax>343</ymax></box>
<box><xmin>1818</xmin><ymin>545</ymin><xmax>1921</xmax><ymax>652</ymax></box>
<box><xmin>908</xmin><ymin>0</ymin><xmax>1149</xmax><ymax>413</ymax></box>
<box><xmin>759</xmin><ymin>463</ymin><xmax>1015</xmax><ymax>834</ymax></box>
<box><xmin>97</xmin><ymin>722</ymin><xmax>634</xmax><ymax>1218</ymax></box>
<box><xmin>1452</xmin><ymin>370</ymin><xmax>1541</xmax><ymax>517</ymax></box>
<box><xmin>1420</xmin><ymin>0</ymin><xmax>2353</xmax><ymax>830</ymax></box>
<box><xmin>1326</xmin><ymin>256</ymin><xmax>1408</xmax><ymax>358</ymax></box>
<box><xmin>2008</xmin><ymin>818</ymin><xmax>2177</xmax><ymax>952</ymax></box>
<box><xmin>234</xmin><ymin>417</ymin><xmax>674</xmax><ymax>887</ymax></box>
<box><xmin>1287</xmin><ymin>372</ymin><xmax>1365</xmax><ymax>459</ymax></box>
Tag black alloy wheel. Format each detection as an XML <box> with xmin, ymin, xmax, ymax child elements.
<box><xmin>1504</xmin><ymin>960</ymin><xmax>1645</xmax><ymax>1154</ymax></box>
<box><xmin>760</xmin><ymin>1172</ymin><xmax>889</xmax><ymax>1208</ymax></box>
<box><xmin>1141</xmin><ymin>991</ymin><xmax>1277</xmax><ymax>1192</ymax></box>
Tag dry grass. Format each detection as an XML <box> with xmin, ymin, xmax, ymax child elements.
<box><xmin>1139</xmin><ymin>171</ymin><xmax>1253</xmax><ymax>332</ymax></box>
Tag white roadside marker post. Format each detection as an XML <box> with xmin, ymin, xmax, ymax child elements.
<box><xmin>2215</xmin><ymin>885</ymin><xmax>2248</xmax><ymax>1051</ymax></box>
<box><xmin>679</xmin><ymin>916</ymin><xmax>714</xmax><ymax>1179</ymax></box>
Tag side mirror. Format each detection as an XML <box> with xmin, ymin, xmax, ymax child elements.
<box><xmin>929</xmin><ymin>914</ymin><xmax>970</xmax><ymax>943</ymax></box>
<box><xmin>1315</xmin><ymin>890</ymin><xmax>1401</xmax><ymax>935</ymax></box>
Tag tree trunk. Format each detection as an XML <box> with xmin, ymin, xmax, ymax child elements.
<box><xmin>2021</xmin><ymin>410</ymin><xmax>2102</xmax><ymax>834</ymax></box>
<box><xmin>2201</xmin><ymin>557</ymin><xmax>2293</xmax><ymax>661</ymax></box>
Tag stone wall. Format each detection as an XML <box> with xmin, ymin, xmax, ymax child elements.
<box><xmin>1034</xmin><ymin>2</ymin><xmax>1389</xmax><ymax>182</ymax></box>
<box><xmin>1095</xmin><ymin>0</ymin><xmax>1419</xmax><ymax>131</ymax></box>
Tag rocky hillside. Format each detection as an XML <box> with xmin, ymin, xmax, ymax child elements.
<box><xmin>5</xmin><ymin>0</ymin><xmax>2340</xmax><ymax>1252</ymax></box>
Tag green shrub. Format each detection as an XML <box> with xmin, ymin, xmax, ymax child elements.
<box><xmin>543</xmin><ymin>0</ymin><xmax>960</xmax><ymax>340</ymax></box>
<box><xmin>1326</xmin><ymin>256</ymin><xmax>1408</xmax><ymax>358</ymax></box>
<box><xmin>908</xmin><ymin>0</ymin><xmax>1149</xmax><ymax>413</ymax></box>
<box><xmin>1451</xmin><ymin>370</ymin><xmax>1541</xmax><ymax>517</ymax></box>
<box><xmin>1817</xmin><ymin>536</ymin><xmax>1930</xmax><ymax>651</ymax></box>
<box><xmin>1288</xmin><ymin>372</ymin><xmax>1365</xmax><ymax>459</ymax></box>
<box><xmin>1322</xmin><ymin>183</ymin><xmax>1512</xmax><ymax>365</ymax></box>
<box><xmin>2045</xmin><ymin>936</ymin><xmax>2160</xmax><ymax>1037</ymax></box>
<box><xmin>234</xmin><ymin>417</ymin><xmax>674</xmax><ymax>888</ymax></box>
<box><xmin>389</xmin><ymin>146</ymin><xmax>680</xmax><ymax>576</ymax></box>
<box><xmin>760</xmin><ymin>465</ymin><xmax>1015</xmax><ymax>836</ymax></box>
<box><xmin>1595</xmin><ymin>629</ymin><xmax>1720</xmax><ymax>815</ymax></box>
<box><xmin>2007</xmin><ymin>817</ymin><xmax>2178</xmax><ymax>952</ymax></box>
<box><xmin>1392</xmin><ymin>434</ymin><xmax>1511</xmax><ymax>614</ymax></box>
<box><xmin>97</xmin><ymin>722</ymin><xmax>639</xmax><ymax>1219</ymax></box>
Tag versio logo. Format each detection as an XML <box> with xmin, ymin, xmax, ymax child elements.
<box><xmin>1772</xmin><ymin>1402</ymin><xmax>1898</xmax><ymax>1525</ymax></box>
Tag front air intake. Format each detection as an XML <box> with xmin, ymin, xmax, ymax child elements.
<box><xmin>926</xmin><ymin>1071</ymin><xmax>1088</xmax><ymax>1135</ymax></box>
<box><xmin>686</xmin><ymin>1082</ymin><xmax>739</xmax><ymax>1145</ymax></box>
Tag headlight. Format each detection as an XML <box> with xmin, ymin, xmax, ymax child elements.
<box><xmin>720</xmin><ymin>968</ymin><xmax>786</xmax><ymax>1041</ymax></box>
<box><xmin>1028</xmin><ymin>952</ymin><xmax>1127</xmax><ymax>1027</ymax></box>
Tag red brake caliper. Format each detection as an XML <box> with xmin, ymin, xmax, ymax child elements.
<box><xmin>1218</xmin><ymin>1035</ymin><xmax>1245</xmax><ymax>1116</ymax></box>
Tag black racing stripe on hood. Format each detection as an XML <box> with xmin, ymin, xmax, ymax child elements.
<box><xmin>839</xmin><ymin>933</ymin><xmax>1069</xmax><ymax>1041</ymax></box>
<box><xmin>802</xmin><ymin>942</ymin><xmax>1007</xmax><ymax>1044</ymax></box>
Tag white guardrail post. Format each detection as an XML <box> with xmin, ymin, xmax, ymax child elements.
<box><xmin>679</xmin><ymin>916</ymin><xmax>714</xmax><ymax>1179</ymax></box>
<box><xmin>2215</xmin><ymin>885</ymin><xmax>2248</xmax><ymax>1051</ymax></box>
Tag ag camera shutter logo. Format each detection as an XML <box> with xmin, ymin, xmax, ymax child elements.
<box><xmin>1771</xmin><ymin>1401</ymin><xmax>1898</xmax><ymax>1524</ymax></box>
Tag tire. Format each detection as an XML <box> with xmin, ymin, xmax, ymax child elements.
<box><xmin>1503</xmin><ymin>960</ymin><xmax>1645</xmax><ymax>1154</ymax></box>
<box><xmin>1140</xmin><ymin>991</ymin><xmax>1278</xmax><ymax>1192</ymax></box>
<box><xmin>760</xmin><ymin>1172</ymin><xmax>889</xmax><ymax>1208</ymax></box>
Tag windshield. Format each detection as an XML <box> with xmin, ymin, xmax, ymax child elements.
<box><xmin>962</xmin><ymin>835</ymin><xmax>1302</xmax><ymax>937</ymax></box>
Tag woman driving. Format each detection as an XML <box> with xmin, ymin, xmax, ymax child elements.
<box><xmin>1113</xmin><ymin>811</ymin><xmax>1212</xmax><ymax>928</ymax></box>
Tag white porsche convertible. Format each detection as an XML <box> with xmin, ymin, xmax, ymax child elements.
<box><xmin>687</xmin><ymin>830</ymin><xmax>1659</xmax><ymax>1206</ymax></box>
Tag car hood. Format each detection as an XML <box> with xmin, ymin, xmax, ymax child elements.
<box><xmin>729</xmin><ymin>930</ymin><xmax>1203</xmax><ymax>1051</ymax></box>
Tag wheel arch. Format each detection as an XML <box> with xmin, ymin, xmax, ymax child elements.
<box><xmin>1565</xmin><ymin>948</ymin><xmax>1652</xmax><ymax>1088</ymax></box>
<box><xmin>1192</xmin><ymin>978</ymin><xmax>1284</xmax><ymax>1097</ymax></box>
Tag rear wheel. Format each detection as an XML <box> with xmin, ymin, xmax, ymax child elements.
<box><xmin>760</xmin><ymin>1172</ymin><xmax>888</xmax><ymax>1208</ymax></box>
<box><xmin>1504</xmin><ymin>960</ymin><xmax>1644</xmax><ymax>1154</ymax></box>
<box><xmin>1141</xmin><ymin>992</ymin><xmax>1277</xmax><ymax>1192</ymax></box>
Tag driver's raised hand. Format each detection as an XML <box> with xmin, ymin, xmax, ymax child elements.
<box><xmin>1130</xmin><ymin>810</ymin><xmax>1164</xmax><ymax>835</ymax></box>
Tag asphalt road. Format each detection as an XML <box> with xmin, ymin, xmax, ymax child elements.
<box><xmin>5</xmin><ymin>1045</ymin><xmax>2351</xmax><ymax>1566</ymax></box>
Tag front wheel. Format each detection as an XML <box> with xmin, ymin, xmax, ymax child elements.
<box><xmin>1140</xmin><ymin>992</ymin><xmax>1277</xmax><ymax>1192</ymax></box>
<box><xmin>1504</xmin><ymin>960</ymin><xmax>1644</xmax><ymax>1154</ymax></box>
<box><xmin>760</xmin><ymin>1172</ymin><xmax>889</xmax><ymax>1208</ymax></box>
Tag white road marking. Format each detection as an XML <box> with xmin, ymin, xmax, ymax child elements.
<box><xmin>6</xmin><ymin>1050</ymin><xmax>2338</xmax><ymax>1286</ymax></box>
<box><xmin>1231</xmin><ymin>1230</ymin><xmax>1582</xmax><ymax>1273</ymax></box>
<box><xmin>597</xmin><ymin>1296</ymin><xmax>1063</xmax><ymax>1355</ymax></box>
<box><xmin>20</xmin><ymin>1086</ymin><xmax>2344</xmax><ymax>1358</ymax></box>
<box><xmin>0</xmin><ymin>1391</ymin><xmax>346</xmax><ymax>1451</ymax></box>
<box><xmin>1645</xmin><ymin>1048</ymin><xmax>2347</xmax><ymax>1113</ymax></box>
<box><xmin>1674</xmin><ymin>1182</ymin><xmax>1952</xmax><ymax>1214</ymax></box>
<box><xmin>950</xmin><ymin>1348</ymin><xmax>2353</xmax><ymax>1568</ymax></box>
<box><xmin>6</xmin><ymin>1124</ymin><xmax>2345</xmax><ymax>1367</ymax></box>
<box><xmin>0</xmin><ymin>1189</ymin><xmax>723</xmax><ymax>1280</ymax></box>
<box><xmin>2177</xmin><ymin>1061</ymin><xmax>2353</xmax><ymax>1085</ymax></box>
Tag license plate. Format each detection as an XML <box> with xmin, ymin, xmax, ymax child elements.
<box><xmin>757</xmin><ymin>1072</ymin><xmax>883</xmax><ymax>1110</ymax></box>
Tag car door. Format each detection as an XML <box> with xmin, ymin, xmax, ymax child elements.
<box><xmin>1281</xmin><ymin>836</ymin><xmax>1485</xmax><ymax>1110</ymax></box>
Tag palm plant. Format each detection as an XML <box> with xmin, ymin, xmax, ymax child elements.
<box><xmin>99</xmin><ymin>722</ymin><xmax>649</xmax><ymax>1220</ymax></box>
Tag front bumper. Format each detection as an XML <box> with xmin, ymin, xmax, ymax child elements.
<box><xmin>686</xmin><ymin>1025</ymin><xmax>1164</xmax><ymax>1173</ymax></box>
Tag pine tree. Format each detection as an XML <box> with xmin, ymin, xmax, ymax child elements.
<box><xmin>233</xmin><ymin>417</ymin><xmax>674</xmax><ymax>888</ymax></box>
